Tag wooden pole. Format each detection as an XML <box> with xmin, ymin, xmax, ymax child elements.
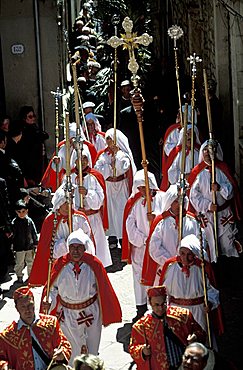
<box><xmin>65</xmin><ymin>112</ymin><xmax>73</xmax><ymax>233</ymax></box>
<box><xmin>131</xmin><ymin>88</ymin><xmax>152</xmax><ymax>223</ymax></box>
<box><xmin>203</xmin><ymin>69</ymin><xmax>218</xmax><ymax>258</ymax></box>
<box><xmin>198</xmin><ymin>213</ymin><xmax>212</xmax><ymax>348</ymax></box>
<box><xmin>178</xmin><ymin>103</ymin><xmax>188</xmax><ymax>242</ymax></box>
<box><xmin>44</xmin><ymin>212</ymin><xmax>58</xmax><ymax>313</ymax></box>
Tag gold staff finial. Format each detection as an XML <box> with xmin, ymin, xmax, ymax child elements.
<box><xmin>187</xmin><ymin>52</ymin><xmax>202</xmax><ymax>168</ymax></box>
<box><xmin>168</xmin><ymin>25</ymin><xmax>184</xmax><ymax>126</ymax></box>
<box><xmin>168</xmin><ymin>25</ymin><xmax>183</xmax><ymax>46</ymax></box>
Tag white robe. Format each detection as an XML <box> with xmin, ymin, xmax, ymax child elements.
<box><xmin>90</xmin><ymin>133</ymin><xmax>106</xmax><ymax>152</ymax></box>
<box><xmin>164</xmin><ymin>127</ymin><xmax>180</xmax><ymax>156</ymax></box>
<box><xmin>126</xmin><ymin>192</ymin><xmax>164</xmax><ymax>305</ymax></box>
<box><xmin>189</xmin><ymin>166</ymin><xmax>239</xmax><ymax>259</ymax></box>
<box><xmin>95</xmin><ymin>150</ymin><xmax>131</xmax><ymax>238</ymax></box>
<box><xmin>54</xmin><ymin>213</ymin><xmax>92</xmax><ymax>259</ymax></box>
<box><xmin>163</xmin><ymin>262</ymin><xmax>219</xmax><ymax>332</ymax></box>
<box><xmin>149</xmin><ymin>214</ymin><xmax>209</xmax><ymax>285</ymax></box>
<box><xmin>49</xmin><ymin>262</ymin><xmax>102</xmax><ymax>365</ymax></box>
<box><xmin>72</xmin><ymin>172</ymin><xmax>112</xmax><ymax>267</ymax></box>
<box><xmin>168</xmin><ymin>148</ymin><xmax>199</xmax><ymax>185</ymax></box>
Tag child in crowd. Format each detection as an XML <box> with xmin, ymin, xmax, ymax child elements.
<box><xmin>12</xmin><ymin>200</ymin><xmax>38</xmax><ymax>283</ymax></box>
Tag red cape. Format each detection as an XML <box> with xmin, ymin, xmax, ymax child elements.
<box><xmin>159</xmin><ymin>256</ymin><xmax>224</xmax><ymax>336</ymax></box>
<box><xmin>28</xmin><ymin>210</ymin><xmax>93</xmax><ymax>287</ymax></box>
<box><xmin>95</xmin><ymin>147</ymin><xmax>134</xmax><ymax>194</ymax></box>
<box><xmin>122</xmin><ymin>192</ymin><xmax>142</xmax><ymax>263</ymax></box>
<box><xmin>41</xmin><ymin>139</ymin><xmax>97</xmax><ymax>191</ymax></box>
<box><xmin>40</xmin><ymin>253</ymin><xmax>122</xmax><ymax>326</ymax></box>
<box><xmin>188</xmin><ymin>160</ymin><xmax>242</xmax><ymax>220</ymax></box>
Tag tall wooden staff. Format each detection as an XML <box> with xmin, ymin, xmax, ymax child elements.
<box><xmin>197</xmin><ymin>212</ymin><xmax>212</xmax><ymax>348</ymax></box>
<box><xmin>187</xmin><ymin>53</ymin><xmax>202</xmax><ymax>168</ymax></box>
<box><xmin>108</xmin><ymin>17</ymin><xmax>153</xmax><ymax>223</ymax></box>
<box><xmin>203</xmin><ymin>69</ymin><xmax>219</xmax><ymax>257</ymax></box>
<box><xmin>77</xmin><ymin>87</ymin><xmax>90</xmax><ymax>142</ymax></box>
<box><xmin>168</xmin><ymin>25</ymin><xmax>184</xmax><ymax>126</ymax></box>
<box><xmin>44</xmin><ymin>212</ymin><xmax>58</xmax><ymax>314</ymax></box>
<box><xmin>71</xmin><ymin>61</ymin><xmax>84</xmax><ymax>209</ymax></box>
<box><xmin>111</xmin><ymin>14</ymin><xmax>120</xmax><ymax>148</ymax></box>
<box><xmin>64</xmin><ymin>112</ymin><xmax>73</xmax><ymax>233</ymax></box>
<box><xmin>178</xmin><ymin>104</ymin><xmax>188</xmax><ymax>242</ymax></box>
<box><xmin>74</xmin><ymin>135</ymin><xmax>84</xmax><ymax>209</ymax></box>
<box><xmin>51</xmin><ymin>87</ymin><xmax>63</xmax><ymax>189</ymax></box>
<box><xmin>111</xmin><ymin>15</ymin><xmax>120</xmax><ymax>177</ymax></box>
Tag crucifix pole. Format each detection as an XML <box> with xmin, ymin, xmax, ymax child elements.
<box><xmin>111</xmin><ymin>14</ymin><xmax>120</xmax><ymax>147</ymax></box>
<box><xmin>107</xmin><ymin>17</ymin><xmax>153</xmax><ymax>222</ymax></box>
<box><xmin>187</xmin><ymin>53</ymin><xmax>202</xmax><ymax>169</ymax></box>
<box><xmin>168</xmin><ymin>25</ymin><xmax>184</xmax><ymax>126</ymax></box>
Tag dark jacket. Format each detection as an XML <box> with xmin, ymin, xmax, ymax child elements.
<box><xmin>12</xmin><ymin>216</ymin><xmax>38</xmax><ymax>252</ymax></box>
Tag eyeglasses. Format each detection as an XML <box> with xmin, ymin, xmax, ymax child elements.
<box><xmin>182</xmin><ymin>354</ymin><xmax>202</xmax><ymax>363</ymax></box>
<box><xmin>151</xmin><ymin>302</ymin><xmax>167</xmax><ymax>308</ymax></box>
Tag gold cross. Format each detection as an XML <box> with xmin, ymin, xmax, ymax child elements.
<box><xmin>107</xmin><ymin>16</ymin><xmax>153</xmax><ymax>83</ymax></box>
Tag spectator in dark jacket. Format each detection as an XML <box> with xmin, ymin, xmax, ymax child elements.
<box><xmin>18</xmin><ymin>106</ymin><xmax>49</xmax><ymax>186</ymax></box>
<box><xmin>12</xmin><ymin>200</ymin><xmax>38</xmax><ymax>283</ymax></box>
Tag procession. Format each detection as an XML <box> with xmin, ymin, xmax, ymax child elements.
<box><xmin>0</xmin><ymin>1</ymin><xmax>243</xmax><ymax>369</ymax></box>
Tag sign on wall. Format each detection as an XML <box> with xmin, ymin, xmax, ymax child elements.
<box><xmin>11</xmin><ymin>44</ymin><xmax>25</xmax><ymax>55</ymax></box>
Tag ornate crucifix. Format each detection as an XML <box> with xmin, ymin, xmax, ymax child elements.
<box><xmin>107</xmin><ymin>17</ymin><xmax>154</xmax><ymax>222</ymax></box>
<box><xmin>107</xmin><ymin>17</ymin><xmax>153</xmax><ymax>85</ymax></box>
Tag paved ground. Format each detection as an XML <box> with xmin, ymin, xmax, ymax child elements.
<box><xmin>1</xmin><ymin>248</ymin><xmax>243</xmax><ymax>369</ymax></box>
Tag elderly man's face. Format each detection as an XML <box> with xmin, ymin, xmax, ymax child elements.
<box><xmin>182</xmin><ymin>346</ymin><xmax>207</xmax><ymax>369</ymax></box>
<box><xmin>150</xmin><ymin>296</ymin><xmax>167</xmax><ymax>317</ymax></box>
<box><xmin>69</xmin><ymin>243</ymin><xmax>85</xmax><ymax>261</ymax></box>
<box><xmin>16</xmin><ymin>296</ymin><xmax>35</xmax><ymax>325</ymax></box>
